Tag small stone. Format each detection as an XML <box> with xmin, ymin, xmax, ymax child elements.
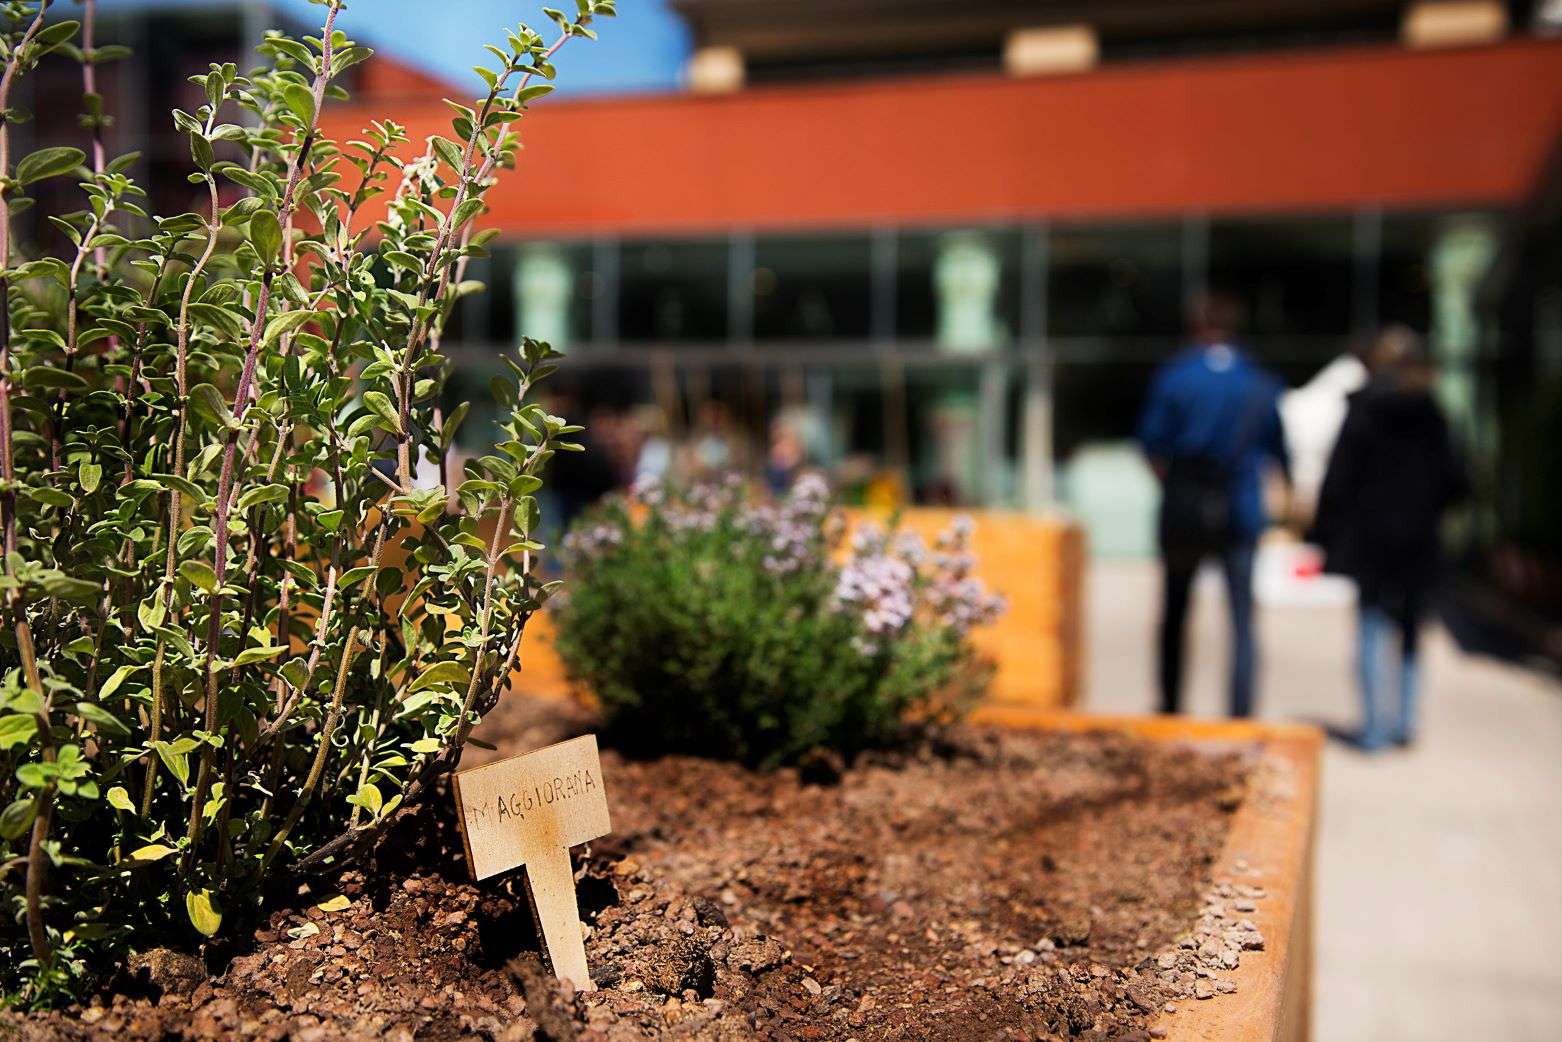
<box><xmin>1156</xmin><ymin>952</ymin><xmax>1178</xmax><ymax>970</ymax></box>
<box><xmin>1241</xmin><ymin>932</ymin><xmax>1267</xmax><ymax>952</ymax></box>
<box><xmin>1150</xmin><ymin>1029</ymin><xmax>1168</xmax><ymax>1039</ymax></box>
<box><xmin>802</xmin><ymin>977</ymin><xmax>823</xmax><ymax>997</ymax></box>
<box><xmin>1233</xmin><ymin>899</ymin><xmax>1256</xmax><ymax>913</ymax></box>
<box><xmin>1014</xmin><ymin>950</ymin><xmax>1036</xmax><ymax>966</ymax></box>
<box><xmin>128</xmin><ymin>948</ymin><xmax>206</xmax><ymax>997</ymax></box>
<box><xmin>1194</xmin><ymin>980</ymin><xmax>1215</xmax><ymax>1000</ymax></box>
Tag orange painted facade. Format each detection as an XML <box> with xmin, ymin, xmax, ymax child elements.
<box><xmin>325</xmin><ymin>38</ymin><xmax>1562</xmax><ymax>236</ymax></box>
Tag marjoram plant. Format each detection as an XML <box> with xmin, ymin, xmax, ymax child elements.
<box><xmin>552</xmin><ymin>474</ymin><xmax>1007</xmax><ymax>769</ymax></box>
<box><xmin>0</xmin><ymin>0</ymin><xmax>614</xmax><ymax>1006</ymax></box>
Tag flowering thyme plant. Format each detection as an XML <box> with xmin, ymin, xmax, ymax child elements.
<box><xmin>553</xmin><ymin>475</ymin><xmax>1005</xmax><ymax>768</ymax></box>
<box><xmin>0</xmin><ymin>0</ymin><xmax>612</xmax><ymax>1006</ymax></box>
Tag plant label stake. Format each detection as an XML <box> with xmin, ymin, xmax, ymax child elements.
<box><xmin>453</xmin><ymin>735</ymin><xmax>611</xmax><ymax>991</ymax></box>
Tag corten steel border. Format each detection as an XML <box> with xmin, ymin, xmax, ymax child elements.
<box><xmin>972</xmin><ymin>706</ymin><xmax>1322</xmax><ymax>1042</ymax></box>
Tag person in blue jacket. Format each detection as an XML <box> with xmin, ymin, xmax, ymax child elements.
<box><xmin>1138</xmin><ymin>292</ymin><xmax>1290</xmax><ymax>718</ymax></box>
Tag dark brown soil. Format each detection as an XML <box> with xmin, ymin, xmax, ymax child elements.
<box><xmin>6</xmin><ymin>699</ymin><xmax>1262</xmax><ymax>1042</ymax></box>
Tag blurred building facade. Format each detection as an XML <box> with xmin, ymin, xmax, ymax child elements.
<box><xmin>407</xmin><ymin>1</ymin><xmax>1562</xmax><ymax>550</ymax></box>
<box><xmin>32</xmin><ymin>2</ymin><xmax>1562</xmax><ymax>560</ymax></box>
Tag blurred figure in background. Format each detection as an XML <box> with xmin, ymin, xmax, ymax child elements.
<box><xmin>631</xmin><ymin>404</ymin><xmax>673</xmax><ymax>484</ymax></box>
<box><xmin>1311</xmin><ymin>326</ymin><xmax>1468</xmax><ymax>752</ymax></box>
<box><xmin>1139</xmin><ymin>292</ymin><xmax>1291</xmax><ymax>718</ymax></box>
<box><xmin>765</xmin><ymin>414</ymin><xmax>807</xmax><ymax>497</ymax></box>
<box><xmin>1280</xmin><ymin>331</ymin><xmax>1371</xmax><ymax>526</ymax></box>
<box><xmin>688</xmin><ymin>400</ymin><xmax>738</xmax><ymax>479</ymax></box>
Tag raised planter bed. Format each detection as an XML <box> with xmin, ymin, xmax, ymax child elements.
<box><xmin>7</xmin><ymin>703</ymin><xmax>1317</xmax><ymax>1041</ymax></box>
<box><xmin>974</xmin><ymin>707</ymin><xmax>1320</xmax><ymax>1042</ymax></box>
<box><xmin>510</xmin><ymin>509</ymin><xmax>1088</xmax><ymax>712</ymax></box>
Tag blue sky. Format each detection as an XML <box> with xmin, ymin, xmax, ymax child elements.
<box><xmin>94</xmin><ymin>0</ymin><xmax>692</xmax><ymax>95</ymax></box>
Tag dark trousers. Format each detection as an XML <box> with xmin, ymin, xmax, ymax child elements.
<box><xmin>1158</xmin><ymin>540</ymin><xmax>1258</xmax><ymax>718</ymax></box>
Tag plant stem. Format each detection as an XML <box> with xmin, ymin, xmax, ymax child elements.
<box><xmin>0</xmin><ymin>0</ymin><xmax>58</xmax><ymax>968</ymax></box>
<box><xmin>185</xmin><ymin>0</ymin><xmax>341</xmax><ymax>863</ymax></box>
<box><xmin>262</xmin><ymin>624</ymin><xmax>360</xmax><ymax>869</ymax></box>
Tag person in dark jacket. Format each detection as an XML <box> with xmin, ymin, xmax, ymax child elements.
<box><xmin>1139</xmin><ymin>292</ymin><xmax>1290</xmax><ymax>718</ymax></box>
<box><xmin>1311</xmin><ymin>326</ymin><xmax>1467</xmax><ymax>751</ymax></box>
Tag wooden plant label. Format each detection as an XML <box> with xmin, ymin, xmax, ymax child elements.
<box><xmin>452</xmin><ymin>735</ymin><xmax>611</xmax><ymax>991</ymax></box>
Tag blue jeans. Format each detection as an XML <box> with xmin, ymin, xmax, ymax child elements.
<box><xmin>1159</xmin><ymin>540</ymin><xmax>1257</xmax><ymax>718</ymax></box>
<box><xmin>1357</xmin><ymin>604</ymin><xmax>1420</xmax><ymax>749</ymax></box>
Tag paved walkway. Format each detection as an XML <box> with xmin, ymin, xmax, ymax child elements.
<box><xmin>1084</xmin><ymin>559</ymin><xmax>1562</xmax><ymax>1041</ymax></box>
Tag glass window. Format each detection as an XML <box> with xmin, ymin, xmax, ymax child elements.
<box><xmin>1208</xmin><ymin>215</ymin><xmax>1355</xmax><ymax>334</ymax></box>
<box><xmin>903</xmin><ymin>363</ymin><xmax>989</xmax><ymax>505</ymax></box>
<box><xmin>896</xmin><ymin>228</ymin><xmax>1022</xmax><ymax>351</ymax></box>
<box><xmin>441</xmin><ymin>252</ymin><xmax>512</xmax><ymax>347</ymax></box>
<box><xmin>513</xmin><ymin>240</ymin><xmax>598</xmax><ymax>349</ymax></box>
<box><xmin>753</xmin><ymin>235</ymin><xmax>873</xmax><ymax>340</ymax></box>
<box><xmin>1379</xmin><ymin>211</ymin><xmax>1498</xmax><ymax>335</ymax></box>
<box><xmin>618</xmin><ymin>239</ymin><xmax>729</xmax><ymax>342</ymax></box>
<box><xmin>1047</xmin><ymin>222</ymin><xmax>1184</xmax><ymax>340</ymax></box>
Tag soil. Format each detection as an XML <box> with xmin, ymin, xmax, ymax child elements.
<box><xmin>5</xmin><ymin>698</ymin><xmax>1270</xmax><ymax>1042</ymax></box>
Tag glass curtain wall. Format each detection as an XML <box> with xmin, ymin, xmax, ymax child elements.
<box><xmin>445</xmin><ymin>210</ymin><xmax>1499</xmax><ymax>526</ymax></box>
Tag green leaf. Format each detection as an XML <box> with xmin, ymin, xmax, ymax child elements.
<box><xmin>232</xmin><ymin>644</ymin><xmax>286</xmax><ymax>667</ymax></box>
<box><xmin>349</xmin><ymin>782</ymin><xmax>383</xmax><ymax>817</ymax></box>
<box><xmin>106</xmin><ymin>786</ymin><xmax>135</xmax><ymax>813</ymax></box>
<box><xmin>441</xmin><ymin>401</ymin><xmax>470</xmax><ymax>446</ymax></box>
<box><xmin>153</xmin><ymin>741</ymin><xmax>191</xmax><ymax>787</ymax></box>
<box><xmin>316</xmin><ymin>894</ymin><xmax>352</xmax><ymax>913</ymax></box>
<box><xmin>0</xmin><ymin>713</ymin><xmax>37</xmax><ymax>750</ymax></box>
<box><xmin>16</xmin><ymin>146</ymin><xmax>85</xmax><ymax>185</ymax></box>
<box><xmin>249</xmin><ymin>209</ymin><xmax>282</xmax><ymax>264</ymax></box>
<box><xmin>316</xmin><ymin>509</ymin><xmax>344</xmax><ymax>533</ymax></box>
<box><xmin>282</xmin><ymin>82</ymin><xmax>316</xmax><ymax>125</ymax></box>
<box><xmin>78</xmin><ymin>459</ymin><xmax>103</xmax><ymax>495</ymax></box>
<box><xmin>0</xmin><ymin>799</ymin><xmax>35</xmax><ymax>841</ymax></box>
<box><xmin>130</xmin><ymin>843</ymin><xmax>177</xmax><ymax>862</ymax></box>
<box><xmin>361</xmin><ymin>390</ymin><xmax>401</xmax><ymax>433</ymax></box>
<box><xmin>74</xmin><ymin>702</ymin><xmax>131</xmax><ymax>737</ymax></box>
<box><xmin>188</xmin><ymin>383</ymin><xmax>236</xmax><ymax>431</ymax></box>
<box><xmin>187</xmin><ymin>301</ymin><xmax>247</xmax><ymax>340</ymax></box>
<box><xmin>151</xmin><ymin>472</ymin><xmax>207</xmax><ymax>503</ymax></box>
<box><xmin>189</xmin><ymin>131</ymin><xmax>215</xmax><ymax>170</ymax></box>
<box><xmin>180</xmin><ymin>559</ymin><xmax>218</xmax><ymax>593</ymax></box>
<box><xmin>186</xmin><ymin>890</ymin><xmax>222</xmax><ymax>937</ymax></box>
<box><xmin>408</xmin><ymin>660</ymin><xmax>468</xmax><ymax>693</ymax></box>
<box><xmin>33</xmin><ymin>19</ymin><xmax>80</xmax><ymax>57</ymax></box>
<box><xmin>40</xmin><ymin>573</ymin><xmax>101</xmax><ymax>603</ymax></box>
<box><xmin>339</xmin><ymin>565</ymin><xmax>376</xmax><ymax>591</ymax></box>
<box><xmin>138</xmin><ymin>593</ymin><xmax>167</xmax><ymax>631</ymax></box>
<box><xmin>409</xmin><ymin>665</ymin><xmax>468</xmax><ymax>696</ymax></box>
<box><xmin>97</xmin><ymin>664</ymin><xmax>139</xmax><ymax>701</ymax></box>
<box><xmin>429</xmin><ymin>135</ymin><xmax>463</xmax><ymax>171</ymax></box>
<box><xmin>261</xmin><ymin>309</ymin><xmax>313</xmax><ymax>345</ymax></box>
<box><xmin>237</xmin><ymin>483</ymin><xmax>289</xmax><ymax>510</ymax></box>
<box><xmin>21</xmin><ymin>365</ymin><xmax>88</xmax><ymax>390</ymax></box>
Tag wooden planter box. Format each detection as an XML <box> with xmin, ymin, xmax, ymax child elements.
<box><xmin>512</xmin><ymin>508</ymin><xmax>1087</xmax><ymax>710</ymax></box>
<box><xmin>973</xmin><ymin>706</ymin><xmax>1322</xmax><ymax>1042</ymax></box>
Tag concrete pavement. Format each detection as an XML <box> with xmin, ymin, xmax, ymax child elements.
<box><xmin>1083</xmin><ymin>559</ymin><xmax>1562</xmax><ymax>1041</ymax></box>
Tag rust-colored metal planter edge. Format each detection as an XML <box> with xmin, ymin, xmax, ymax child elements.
<box><xmin>971</xmin><ymin>705</ymin><xmax>1322</xmax><ymax>1042</ymax></box>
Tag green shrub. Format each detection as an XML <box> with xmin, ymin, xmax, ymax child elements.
<box><xmin>0</xmin><ymin>0</ymin><xmax>614</xmax><ymax>1006</ymax></box>
<box><xmin>552</xmin><ymin>475</ymin><xmax>1006</xmax><ymax>768</ymax></box>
